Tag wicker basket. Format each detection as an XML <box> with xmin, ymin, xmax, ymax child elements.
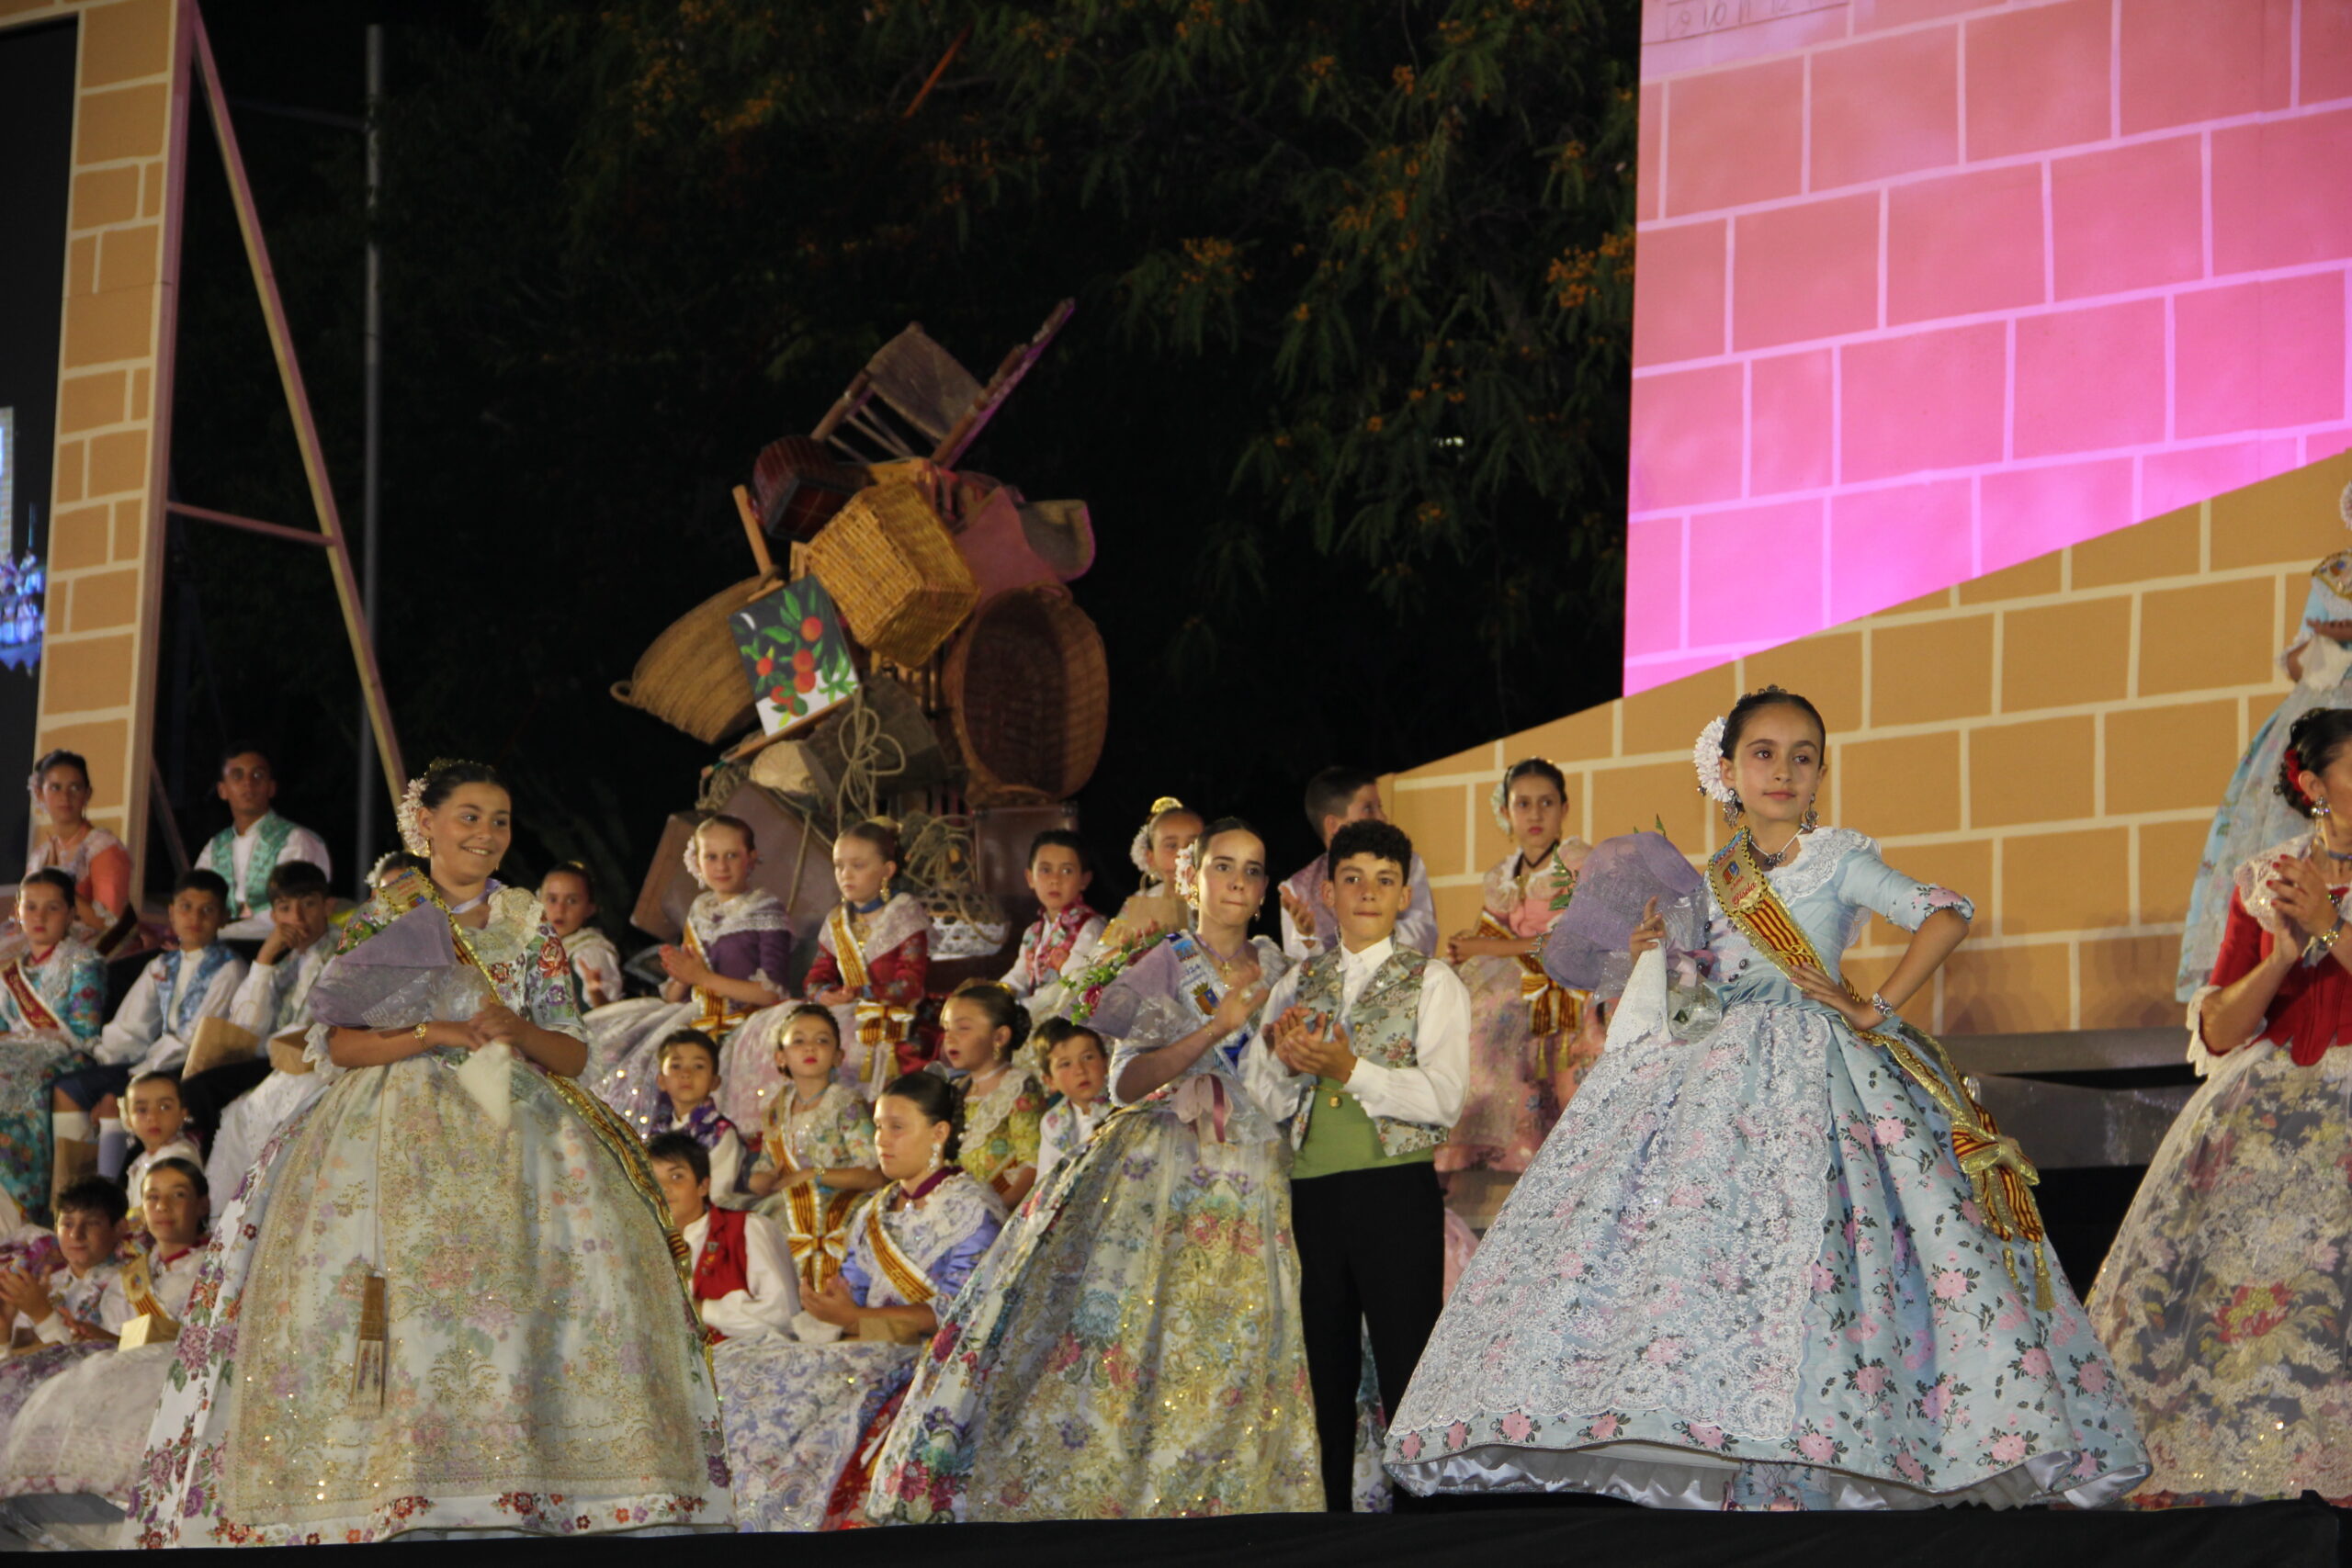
<box><xmin>942</xmin><ymin>584</ymin><xmax>1108</xmax><ymax>805</ymax></box>
<box><xmin>807</xmin><ymin>482</ymin><xmax>979</xmax><ymax>666</ymax></box>
<box><xmin>610</xmin><ymin>574</ymin><xmax>769</xmax><ymax>744</ymax></box>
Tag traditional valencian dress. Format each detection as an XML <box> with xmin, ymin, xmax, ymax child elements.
<box><xmin>587</xmin><ymin>887</ymin><xmax>789</xmax><ymax>1130</ymax></box>
<box><xmin>1440</xmin><ymin>842</ymin><xmax>1600</xmax><ymax>1174</ymax></box>
<box><xmin>0</xmin><ymin>939</ymin><xmax>101</xmax><ymax>1222</ymax></box>
<box><xmin>805</xmin><ymin>893</ymin><xmax>930</xmax><ymax>1097</ymax></box>
<box><xmin>1385</xmin><ymin>828</ymin><xmax>2146</xmax><ymax>1510</ymax></box>
<box><xmin>2093</xmin><ymin>836</ymin><xmax>2352</xmax><ymax>1505</ymax></box>
<box><xmin>866</xmin><ymin>931</ymin><xmax>1323</xmax><ymax>1523</ymax></box>
<box><xmin>0</xmin><ymin>1243</ymin><xmax>120</xmax><ymax>1454</ymax></box>
<box><xmin>125</xmin><ymin>876</ymin><xmax>730</xmax><ymax>1545</ymax></box>
<box><xmin>751</xmin><ymin>1081</ymin><xmax>875</xmax><ymax>1294</ymax></box>
<box><xmin>717</xmin><ymin>1168</ymin><xmax>1001</xmax><ymax>1532</ymax></box>
<box><xmin>2178</xmin><ymin>547</ymin><xmax>2352</xmax><ymax>998</ymax></box>
<box><xmin>956</xmin><ymin>1067</ymin><xmax>1044</xmax><ymax>1206</ymax></box>
<box><xmin>24</xmin><ymin>827</ymin><xmax>131</xmax><ymax>949</ymax></box>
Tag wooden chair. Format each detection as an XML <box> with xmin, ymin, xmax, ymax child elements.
<box><xmin>811</xmin><ymin>299</ymin><xmax>1075</xmax><ymax>468</ymax></box>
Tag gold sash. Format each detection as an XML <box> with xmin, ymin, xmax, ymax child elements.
<box><xmin>827</xmin><ymin>907</ymin><xmax>911</xmax><ymax>1085</ymax></box>
<box><xmin>1706</xmin><ymin>832</ymin><xmax>2054</xmax><ymax>1309</ymax></box>
<box><xmin>683</xmin><ymin>920</ymin><xmax>761</xmax><ymax>1037</ymax></box>
<box><xmin>775</xmin><ymin>1137</ymin><xmax>855</xmax><ymax>1293</ymax></box>
<box><xmin>861</xmin><ymin>1188</ymin><xmax>937</xmax><ymax>1306</ymax></box>
<box><xmin>1474</xmin><ymin>911</ymin><xmax>1581</xmax><ymax>1045</ymax></box>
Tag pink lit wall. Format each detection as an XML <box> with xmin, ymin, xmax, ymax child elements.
<box><xmin>1627</xmin><ymin>0</ymin><xmax>2352</xmax><ymax>692</ymax></box>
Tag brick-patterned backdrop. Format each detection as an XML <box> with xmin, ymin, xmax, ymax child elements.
<box><xmin>1394</xmin><ymin>448</ymin><xmax>2352</xmax><ymax>1036</ymax></box>
<box><xmin>1628</xmin><ymin>0</ymin><xmax>2352</xmax><ymax>693</ymax></box>
<box><xmin>2</xmin><ymin>0</ymin><xmax>182</xmax><ymax>878</ymax></box>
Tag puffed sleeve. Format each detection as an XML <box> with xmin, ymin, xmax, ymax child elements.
<box><xmin>927</xmin><ymin>1206</ymin><xmax>1004</xmax><ymax>1303</ymax></box>
<box><xmin>1835</xmin><ymin>839</ymin><xmax>1974</xmax><ymax>931</ymax></box>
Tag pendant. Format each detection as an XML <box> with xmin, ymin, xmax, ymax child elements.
<box><xmin>1328</xmin><ymin>1094</ymin><xmax>1341</xmax><ymax>1109</ymax></box>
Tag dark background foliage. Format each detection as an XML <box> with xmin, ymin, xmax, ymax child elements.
<box><xmin>152</xmin><ymin>0</ymin><xmax>1634</xmax><ymax>929</ymax></box>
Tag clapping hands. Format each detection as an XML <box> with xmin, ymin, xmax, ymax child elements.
<box><xmin>2267</xmin><ymin>848</ymin><xmax>2342</xmax><ymax>942</ymax></box>
<box><xmin>1269</xmin><ymin>1006</ymin><xmax>1356</xmax><ymax>1081</ymax></box>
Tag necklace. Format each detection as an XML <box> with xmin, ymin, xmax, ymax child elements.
<box><xmin>1749</xmin><ymin>829</ymin><xmax>1800</xmax><ymax>871</ymax></box>
<box><xmin>1198</xmin><ymin>934</ymin><xmax>1251</xmax><ymax>986</ymax></box>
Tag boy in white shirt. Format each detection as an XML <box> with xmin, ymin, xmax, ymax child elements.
<box><xmin>649</xmin><ymin>1132</ymin><xmax>798</xmax><ymax>1343</ymax></box>
<box><xmin>0</xmin><ymin>1177</ymin><xmax>130</xmax><ymax>1347</ymax></box>
<box><xmin>194</xmin><ymin>745</ymin><xmax>333</xmax><ymax>941</ymax></box>
<box><xmin>1033</xmin><ymin>1019</ymin><xmax>1110</xmax><ymax>1183</ymax></box>
<box><xmin>184</xmin><ymin>860</ymin><xmax>338</xmax><ymax>1163</ymax></box>
<box><xmin>51</xmin><ymin>871</ymin><xmax>246</xmax><ymax>1199</ymax></box>
<box><xmin>647</xmin><ymin>1030</ymin><xmax>749</xmax><ymax>1207</ymax></box>
<box><xmin>1276</xmin><ymin>767</ymin><xmax>1439</xmax><ymax>961</ymax></box>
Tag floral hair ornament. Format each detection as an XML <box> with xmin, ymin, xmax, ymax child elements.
<box><xmin>394</xmin><ymin>772</ymin><xmax>433</xmax><ymax>857</ymax></box>
<box><xmin>1489</xmin><ymin>760</ymin><xmax>1571</xmax><ymax>836</ymax></box>
<box><xmin>1691</xmin><ymin>715</ymin><xmax>1736</xmax><ymax>806</ymax></box>
<box><xmin>1129</xmin><ymin>795</ymin><xmax>1187</xmax><ymax>880</ymax></box>
<box><xmin>1174</xmin><ymin>840</ymin><xmax>1204</xmax><ymax>911</ymax></box>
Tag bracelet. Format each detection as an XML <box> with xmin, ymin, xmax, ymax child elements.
<box><xmin>1868</xmin><ymin>992</ymin><xmax>1897</xmax><ymax>1019</ymax></box>
<box><xmin>2309</xmin><ymin>917</ymin><xmax>2346</xmax><ymax>960</ymax></box>
<box><xmin>413</xmin><ymin>1021</ymin><xmax>431</xmax><ymax>1041</ymax></box>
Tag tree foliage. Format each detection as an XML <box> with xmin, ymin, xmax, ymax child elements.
<box><xmin>164</xmin><ymin>0</ymin><xmax>1634</xmax><ymax>908</ymax></box>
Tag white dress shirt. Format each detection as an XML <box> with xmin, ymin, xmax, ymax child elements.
<box><xmin>1246</xmin><ymin>934</ymin><xmax>1470</xmax><ymax>1133</ymax></box>
<box><xmin>22</xmin><ymin>1258</ymin><xmax>130</xmax><ymax>1346</ymax></box>
<box><xmin>96</xmin><ymin>948</ymin><xmax>252</xmax><ymax>1075</ymax></box>
<box><xmin>1278</xmin><ymin>854</ymin><xmax>1441</xmax><ymax>962</ymax></box>
<box><xmin>684</xmin><ymin>1207</ymin><xmax>800</xmax><ymax>1342</ymax></box>
<box><xmin>228</xmin><ymin>929</ymin><xmax>337</xmax><ymax>1041</ymax></box>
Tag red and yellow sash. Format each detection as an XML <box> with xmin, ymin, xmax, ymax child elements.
<box><xmin>1</xmin><ymin>956</ymin><xmax>63</xmax><ymax>1035</ymax></box>
<box><xmin>1706</xmin><ymin>832</ymin><xmax>2054</xmax><ymax>1309</ymax></box>
<box><xmin>861</xmin><ymin>1184</ymin><xmax>940</xmax><ymax>1307</ymax></box>
<box><xmin>827</xmin><ymin>907</ymin><xmax>913</xmax><ymax>1083</ymax></box>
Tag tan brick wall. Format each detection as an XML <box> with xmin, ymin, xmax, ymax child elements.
<box><xmin>5</xmin><ymin>0</ymin><xmax>183</xmax><ymax>876</ymax></box>
<box><xmin>1389</xmin><ymin>449</ymin><xmax>2352</xmax><ymax>1039</ymax></box>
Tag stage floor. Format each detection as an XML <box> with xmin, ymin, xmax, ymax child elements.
<box><xmin>18</xmin><ymin>1495</ymin><xmax>2305</xmax><ymax>1566</ymax></box>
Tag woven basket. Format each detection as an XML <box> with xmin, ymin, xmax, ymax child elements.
<box><xmin>807</xmin><ymin>482</ymin><xmax>978</xmax><ymax>666</ymax></box>
<box><xmin>611</xmin><ymin>574</ymin><xmax>768</xmax><ymax>744</ymax></box>
<box><xmin>942</xmin><ymin>584</ymin><xmax>1108</xmax><ymax>805</ymax></box>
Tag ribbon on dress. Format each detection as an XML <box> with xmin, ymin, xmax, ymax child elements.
<box><xmin>1170</xmin><ymin>1074</ymin><xmax>1231</xmax><ymax>1145</ymax></box>
<box><xmin>775</xmin><ymin>1139</ymin><xmax>854</xmax><ymax>1293</ymax></box>
<box><xmin>827</xmin><ymin>906</ymin><xmax>913</xmax><ymax>1087</ymax></box>
<box><xmin>1474</xmin><ymin>910</ymin><xmax>1582</xmax><ymax>1048</ymax></box>
<box><xmin>1706</xmin><ymin>830</ymin><xmax>2054</xmax><ymax>1310</ymax></box>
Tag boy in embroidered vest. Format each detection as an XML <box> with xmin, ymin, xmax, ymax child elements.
<box><xmin>1032</xmin><ymin>1018</ymin><xmax>1110</xmax><ymax>1182</ymax></box>
<box><xmin>200</xmin><ymin>861</ymin><xmax>337</xmax><ymax>1195</ymax></box>
<box><xmin>51</xmin><ymin>871</ymin><xmax>247</xmax><ymax>1201</ymax></box>
<box><xmin>1277</xmin><ymin>768</ymin><xmax>1440</xmax><ymax>962</ymax></box>
<box><xmin>997</xmin><ymin>830</ymin><xmax>1106</xmax><ymax>1013</ymax></box>
<box><xmin>647</xmin><ymin>1029</ymin><xmax>749</xmax><ymax>1207</ymax></box>
<box><xmin>194</xmin><ymin>746</ymin><xmax>333</xmax><ymax>941</ymax></box>
<box><xmin>1248</xmin><ymin>818</ymin><xmax>1468</xmax><ymax>1512</ymax></box>
<box><xmin>650</xmin><ymin>1132</ymin><xmax>799</xmax><ymax>1343</ymax></box>
<box><xmin>0</xmin><ymin>1177</ymin><xmax>130</xmax><ymax>1347</ymax></box>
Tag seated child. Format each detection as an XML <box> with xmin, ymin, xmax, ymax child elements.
<box><xmin>709</xmin><ymin>1072</ymin><xmax>1004</xmax><ymax>1531</ymax></box>
<box><xmin>0</xmin><ymin>869</ymin><xmax>103</xmax><ymax>1224</ymax></box>
<box><xmin>51</xmin><ymin>871</ymin><xmax>246</xmax><ymax>1200</ymax></box>
<box><xmin>0</xmin><ymin>1177</ymin><xmax>130</xmax><ymax>1455</ymax></box>
<box><xmin>589</xmin><ymin>815</ymin><xmax>789</xmax><ymax>1128</ymax></box>
<box><xmin>938</xmin><ymin>980</ymin><xmax>1045</xmax><ymax>1211</ymax></box>
<box><xmin>646</xmin><ymin>1030</ymin><xmax>747</xmax><ymax>1207</ymax></box>
<box><xmin>114</xmin><ymin>1071</ymin><xmax>200</xmax><ymax>1197</ymax></box>
<box><xmin>1277</xmin><ymin>768</ymin><xmax>1439</xmax><ymax>961</ymax></box>
<box><xmin>194</xmin><ymin>746</ymin><xmax>333</xmax><ymax>941</ymax></box>
<box><xmin>202</xmin><ymin>861</ymin><xmax>338</xmax><ymax>1194</ymax></box>
<box><xmin>540</xmin><ymin>862</ymin><xmax>622</xmax><ymax>1011</ymax></box>
<box><xmin>0</xmin><ymin>1162</ymin><xmax>209</xmax><ymax>1517</ymax></box>
<box><xmin>743</xmin><ymin>1005</ymin><xmax>881</xmax><ymax>1294</ymax></box>
<box><xmin>1032</xmin><ymin>1018</ymin><xmax>1110</xmax><ymax>1184</ymax></box>
<box><xmin>649</xmin><ymin>1132</ymin><xmax>798</xmax><ymax>1344</ymax></box>
<box><xmin>806</xmin><ymin>819</ymin><xmax>929</xmax><ymax>1095</ymax></box>
<box><xmin>0</xmin><ymin>1176</ymin><xmax>128</xmax><ymax>1348</ymax></box>
<box><xmin>998</xmin><ymin>831</ymin><xmax>1105</xmax><ymax>1013</ymax></box>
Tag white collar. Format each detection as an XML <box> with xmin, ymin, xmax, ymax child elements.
<box><xmin>681</xmin><ymin>1210</ymin><xmax>710</xmax><ymax>1247</ymax></box>
<box><xmin>1338</xmin><ymin>936</ymin><xmax>1395</xmax><ymax>971</ymax></box>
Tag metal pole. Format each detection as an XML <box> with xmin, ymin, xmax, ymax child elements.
<box><xmin>356</xmin><ymin>22</ymin><xmax>383</xmax><ymax>888</ymax></box>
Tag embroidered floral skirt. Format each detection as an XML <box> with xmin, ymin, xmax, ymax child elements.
<box><xmin>2088</xmin><ymin>1041</ymin><xmax>2352</xmax><ymax>1506</ymax></box>
<box><xmin>0</xmin><ymin>1038</ymin><xmax>93</xmax><ymax>1224</ymax></box>
<box><xmin>124</xmin><ymin>1049</ymin><xmax>731</xmax><ymax>1545</ymax></box>
<box><xmin>713</xmin><ymin>1338</ymin><xmax>917</xmax><ymax>1531</ymax></box>
<box><xmin>3</xmin><ymin>1343</ymin><xmax>175</xmax><ymax>1514</ymax></box>
<box><xmin>865</xmin><ymin>1096</ymin><xmax>1324</xmax><ymax>1522</ymax></box>
<box><xmin>1385</xmin><ymin>1003</ymin><xmax>2148</xmax><ymax>1509</ymax></box>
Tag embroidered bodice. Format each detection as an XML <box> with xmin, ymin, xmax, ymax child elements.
<box><xmin>1091</xmin><ymin>932</ymin><xmax>1290</xmax><ymax>1142</ymax></box>
<box><xmin>1698</xmin><ymin>828</ymin><xmax>1974</xmax><ymax>1009</ymax></box>
<box><xmin>840</xmin><ymin>1171</ymin><xmax>1005</xmax><ymax>1308</ymax></box>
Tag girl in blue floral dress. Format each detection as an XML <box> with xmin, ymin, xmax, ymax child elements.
<box><xmin>1385</xmin><ymin>688</ymin><xmax>2146</xmax><ymax>1510</ymax></box>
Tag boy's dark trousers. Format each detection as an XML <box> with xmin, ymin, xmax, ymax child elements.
<box><xmin>1290</xmin><ymin>1160</ymin><xmax>1446</xmax><ymax>1512</ymax></box>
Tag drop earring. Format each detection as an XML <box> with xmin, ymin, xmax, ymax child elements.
<box><xmin>2318</xmin><ymin>798</ymin><xmax>2335</xmax><ymax>818</ymax></box>
<box><xmin>1801</xmin><ymin>803</ymin><xmax>1820</xmax><ymax>832</ymax></box>
<box><xmin>927</xmin><ymin>1137</ymin><xmax>944</xmax><ymax>1173</ymax></box>
<box><xmin>1720</xmin><ymin>793</ymin><xmax>1743</xmax><ymax>826</ymax></box>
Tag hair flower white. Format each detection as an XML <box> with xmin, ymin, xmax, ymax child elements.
<box><xmin>1692</xmin><ymin>715</ymin><xmax>1735</xmax><ymax>804</ymax></box>
<box><xmin>394</xmin><ymin>773</ymin><xmax>431</xmax><ymax>857</ymax></box>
